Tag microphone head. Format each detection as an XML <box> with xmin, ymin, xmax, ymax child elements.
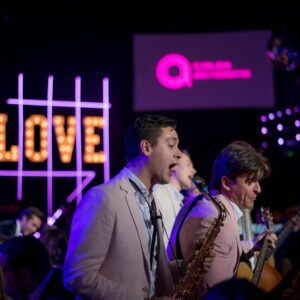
<box><xmin>192</xmin><ymin>176</ymin><xmax>209</xmax><ymax>194</ymax></box>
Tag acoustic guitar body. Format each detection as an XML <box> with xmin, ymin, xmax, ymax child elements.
<box><xmin>259</xmin><ymin>262</ymin><xmax>282</xmax><ymax>292</ymax></box>
<box><xmin>237</xmin><ymin>261</ymin><xmax>282</xmax><ymax>292</ymax></box>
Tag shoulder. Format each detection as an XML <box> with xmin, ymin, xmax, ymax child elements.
<box><xmin>75</xmin><ymin>170</ymin><xmax>131</xmax><ymax>215</ymax></box>
<box><xmin>189</xmin><ymin>195</ymin><xmax>218</xmax><ymax>219</ymax></box>
<box><xmin>82</xmin><ymin>170</ymin><xmax>129</xmax><ymax>200</ymax></box>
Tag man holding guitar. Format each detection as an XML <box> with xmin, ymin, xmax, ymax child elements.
<box><xmin>168</xmin><ymin>141</ymin><xmax>277</xmax><ymax>297</ymax></box>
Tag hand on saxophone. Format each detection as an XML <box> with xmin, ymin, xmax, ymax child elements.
<box><xmin>194</xmin><ymin>239</ymin><xmax>215</xmax><ymax>273</ymax></box>
<box><xmin>202</xmin><ymin>253</ymin><xmax>215</xmax><ymax>273</ymax></box>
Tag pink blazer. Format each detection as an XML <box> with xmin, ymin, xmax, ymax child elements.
<box><xmin>64</xmin><ymin>168</ymin><xmax>174</xmax><ymax>300</ymax></box>
<box><xmin>168</xmin><ymin>193</ymin><xmax>242</xmax><ymax>295</ymax></box>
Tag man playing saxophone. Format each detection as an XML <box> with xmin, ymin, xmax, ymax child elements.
<box><xmin>167</xmin><ymin>141</ymin><xmax>277</xmax><ymax>298</ymax></box>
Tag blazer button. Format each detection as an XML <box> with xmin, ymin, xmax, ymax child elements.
<box><xmin>142</xmin><ymin>287</ymin><xmax>149</xmax><ymax>293</ymax></box>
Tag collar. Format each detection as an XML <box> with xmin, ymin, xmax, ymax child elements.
<box><xmin>228</xmin><ymin>200</ymin><xmax>243</xmax><ymax>220</ymax></box>
<box><xmin>167</xmin><ymin>183</ymin><xmax>184</xmax><ymax>203</ymax></box>
<box><xmin>211</xmin><ymin>189</ymin><xmax>243</xmax><ymax>220</ymax></box>
<box><xmin>123</xmin><ymin>167</ymin><xmax>150</xmax><ymax>199</ymax></box>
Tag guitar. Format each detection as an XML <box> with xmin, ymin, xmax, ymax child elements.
<box><xmin>252</xmin><ymin>208</ymin><xmax>273</xmax><ymax>286</ymax></box>
<box><xmin>237</xmin><ymin>207</ymin><xmax>282</xmax><ymax>292</ymax></box>
<box><xmin>265</xmin><ymin>207</ymin><xmax>300</xmax><ymax>260</ymax></box>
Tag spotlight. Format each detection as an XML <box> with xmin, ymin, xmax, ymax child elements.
<box><xmin>286</xmin><ymin>108</ymin><xmax>292</xmax><ymax>115</ymax></box>
<box><xmin>278</xmin><ymin>137</ymin><xmax>284</xmax><ymax>145</ymax></box>
<box><xmin>261</xmin><ymin>115</ymin><xmax>267</xmax><ymax>122</ymax></box>
<box><xmin>276</xmin><ymin>111</ymin><xmax>283</xmax><ymax>118</ymax></box>
<box><xmin>277</xmin><ymin>124</ymin><xmax>283</xmax><ymax>131</ymax></box>
<box><xmin>261</xmin><ymin>127</ymin><xmax>268</xmax><ymax>134</ymax></box>
<box><xmin>268</xmin><ymin>113</ymin><xmax>275</xmax><ymax>120</ymax></box>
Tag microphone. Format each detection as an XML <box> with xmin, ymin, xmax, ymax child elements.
<box><xmin>192</xmin><ymin>176</ymin><xmax>209</xmax><ymax>195</ymax></box>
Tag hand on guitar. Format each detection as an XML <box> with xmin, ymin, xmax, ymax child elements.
<box><xmin>253</xmin><ymin>229</ymin><xmax>277</xmax><ymax>252</ymax></box>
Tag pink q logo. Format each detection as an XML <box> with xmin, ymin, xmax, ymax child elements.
<box><xmin>156</xmin><ymin>54</ymin><xmax>192</xmax><ymax>89</ymax></box>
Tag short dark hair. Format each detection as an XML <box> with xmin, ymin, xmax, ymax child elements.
<box><xmin>125</xmin><ymin>114</ymin><xmax>176</xmax><ymax>162</ymax></box>
<box><xmin>0</xmin><ymin>236</ymin><xmax>51</xmax><ymax>280</ymax></box>
<box><xmin>210</xmin><ymin>141</ymin><xmax>271</xmax><ymax>190</ymax></box>
<box><xmin>40</xmin><ymin>226</ymin><xmax>68</xmax><ymax>268</ymax></box>
<box><xmin>17</xmin><ymin>206</ymin><xmax>44</xmax><ymax>224</ymax></box>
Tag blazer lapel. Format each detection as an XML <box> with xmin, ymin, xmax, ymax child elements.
<box><xmin>217</xmin><ymin>195</ymin><xmax>243</xmax><ymax>271</ymax></box>
<box><xmin>120</xmin><ymin>180</ymin><xmax>151</xmax><ymax>269</ymax></box>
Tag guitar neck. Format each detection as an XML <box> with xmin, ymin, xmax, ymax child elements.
<box><xmin>252</xmin><ymin>238</ymin><xmax>269</xmax><ymax>286</ymax></box>
<box><xmin>265</xmin><ymin>220</ymin><xmax>294</xmax><ymax>260</ymax></box>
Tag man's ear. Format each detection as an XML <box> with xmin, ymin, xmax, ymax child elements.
<box><xmin>221</xmin><ymin>176</ymin><xmax>231</xmax><ymax>191</ymax></box>
<box><xmin>140</xmin><ymin>140</ymin><xmax>151</xmax><ymax>156</ymax></box>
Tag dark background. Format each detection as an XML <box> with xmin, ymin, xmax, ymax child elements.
<box><xmin>1</xmin><ymin>1</ymin><xmax>300</xmax><ymax>220</ymax></box>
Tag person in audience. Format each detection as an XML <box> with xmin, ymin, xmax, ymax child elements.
<box><xmin>40</xmin><ymin>226</ymin><xmax>69</xmax><ymax>268</ymax></box>
<box><xmin>0</xmin><ymin>235</ymin><xmax>74</xmax><ymax>299</ymax></box>
<box><xmin>0</xmin><ymin>206</ymin><xmax>44</xmax><ymax>238</ymax></box>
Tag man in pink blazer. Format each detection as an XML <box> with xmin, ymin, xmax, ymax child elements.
<box><xmin>167</xmin><ymin>141</ymin><xmax>277</xmax><ymax>298</ymax></box>
<box><xmin>64</xmin><ymin>115</ymin><xmax>181</xmax><ymax>300</ymax></box>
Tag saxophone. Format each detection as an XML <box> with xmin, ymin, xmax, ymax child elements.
<box><xmin>171</xmin><ymin>176</ymin><xmax>227</xmax><ymax>300</ymax></box>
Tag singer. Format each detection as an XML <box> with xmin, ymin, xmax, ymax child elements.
<box><xmin>64</xmin><ymin>114</ymin><xmax>181</xmax><ymax>300</ymax></box>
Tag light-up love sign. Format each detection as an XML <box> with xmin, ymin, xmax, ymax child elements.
<box><xmin>0</xmin><ymin>114</ymin><xmax>105</xmax><ymax>163</ymax></box>
<box><xmin>0</xmin><ymin>74</ymin><xmax>111</xmax><ymax>219</ymax></box>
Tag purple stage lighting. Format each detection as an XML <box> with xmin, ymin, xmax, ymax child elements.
<box><xmin>278</xmin><ymin>137</ymin><xmax>285</xmax><ymax>145</ymax></box>
<box><xmin>276</xmin><ymin>111</ymin><xmax>283</xmax><ymax>118</ymax></box>
<box><xmin>277</xmin><ymin>124</ymin><xmax>283</xmax><ymax>131</ymax></box>
<box><xmin>261</xmin><ymin>115</ymin><xmax>267</xmax><ymax>122</ymax></box>
<box><xmin>261</xmin><ymin>127</ymin><xmax>268</xmax><ymax>134</ymax></box>
<box><xmin>285</xmin><ymin>108</ymin><xmax>292</xmax><ymax>115</ymax></box>
<box><xmin>268</xmin><ymin>113</ymin><xmax>275</xmax><ymax>120</ymax></box>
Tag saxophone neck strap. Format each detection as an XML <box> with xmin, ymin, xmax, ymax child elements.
<box><xmin>175</xmin><ymin>193</ymin><xmax>204</xmax><ymax>260</ymax></box>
